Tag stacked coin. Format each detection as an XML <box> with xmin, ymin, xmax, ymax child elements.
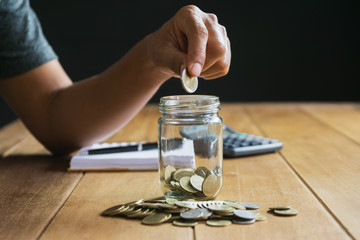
<box><xmin>101</xmin><ymin>198</ymin><xmax>281</xmax><ymax>227</ymax></box>
<box><xmin>269</xmin><ymin>205</ymin><xmax>298</xmax><ymax>216</ymax></box>
<box><xmin>162</xmin><ymin>165</ymin><xmax>222</xmax><ymax>200</ymax></box>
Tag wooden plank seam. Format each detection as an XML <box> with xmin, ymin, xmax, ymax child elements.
<box><xmin>243</xmin><ymin>105</ymin><xmax>355</xmax><ymax>240</ymax></box>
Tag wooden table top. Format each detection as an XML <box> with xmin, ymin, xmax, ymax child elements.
<box><xmin>1</xmin><ymin>103</ymin><xmax>359</xmax><ymax>240</ymax></box>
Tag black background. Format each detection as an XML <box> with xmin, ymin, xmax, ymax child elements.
<box><xmin>0</xmin><ymin>0</ymin><xmax>359</xmax><ymax>127</ymax></box>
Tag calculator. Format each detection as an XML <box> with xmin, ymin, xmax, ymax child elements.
<box><xmin>223</xmin><ymin>124</ymin><xmax>283</xmax><ymax>157</ymax></box>
<box><xmin>180</xmin><ymin>124</ymin><xmax>283</xmax><ymax>158</ymax></box>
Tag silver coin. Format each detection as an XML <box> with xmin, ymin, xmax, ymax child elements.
<box><xmin>199</xmin><ymin>208</ymin><xmax>212</xmax><ymax>219</ymax></box>
<box><xmin>190</xmin><ymin>174</ymin><xmax>205</xmax><ymax>191</ymax></box>
<box><xmin>223</xmin><ymin>201</ymin><xmax>246</xmax><ymax>210</ymax></box>
<box><xmin>232</xmin><ymin>218</ymin><xmax>256</xmax><ymax>225</ymax></box>
<box><xmin>180</xmin><ymin>209</ymin><xmax>204</xmax><ymax>220</ymax></box>
<box><xmin>233</xmin><ymin>210</ymin><xmax>257</xmax><ymax>220</ymax></box>
<box><xmin>175</xmin><ymin>201</ymin><xmax>198</xmax><ymax>209</ymax></box>
<box><xmin>240</xmin><ymin>203</ymin><xmax>260</xmax><ymax>210</ymax></box>
<box><xmin>207</xmin><ymin>205</ymin><xmax>234</xmax><ymax>213</ymax></box>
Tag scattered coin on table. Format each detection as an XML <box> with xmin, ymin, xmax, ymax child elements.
<box><xmin>101</xmin><ymin>198</ymin><xmax>298</xmax><ymax>227</ymax></box>
<box><xmin>206</xmin><ymin>219</ymin><xmax>232</xmax><ymax>227</ymax></box>
<box><xmin>173</xmin><ymin>219</ymin><xmax>198</xmax><ymax>227</ymax></box>
<box><xmin>232</xmin><ymin>218</ymin><xmax>256</xmax><ymax>225</ymax></box>
<box><xmin>269</xmin><ymin>205</ymin><xmax>292</xmax><ymax>210</ymax></box>
<box><xmin>273</xmin><ymin>208</ymin><xmax>299</xmax><ymax>216</ymax></box>
<box><xmin>268</xmin><ymin>205</ymin><xmax>298</xmax><ymax>216</ymax></box>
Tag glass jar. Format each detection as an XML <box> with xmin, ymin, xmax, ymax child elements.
<box><xmin>158</xmin><ymin>95</ymin><xmax>223</xmax><ymax>200</ymax></box>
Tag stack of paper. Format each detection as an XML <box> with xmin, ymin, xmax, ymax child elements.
<box><xmin>68</xmin><ymin>142</ymin><xmax>158</xmax><ymax>171</ymax></box>
<box><xmin>68</xmin><ymin>141</ymin><xmax>195</xmax><ymax>171</ymax></box>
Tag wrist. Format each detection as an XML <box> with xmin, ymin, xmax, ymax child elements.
<box><xmin>101</xmin><ymin>35</ymin><xmax>171</xmax><ymax>91</ymax></box>
<box><xmin>137</xmin><ymin>34</ymin><xmax>173</xmax><ymax>87</ymax></box>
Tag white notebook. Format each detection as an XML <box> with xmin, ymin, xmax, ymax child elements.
<box><xmin>68</xmin><ymin>141</ymin><xmax>195</xmax><ymax>171</ymax></box>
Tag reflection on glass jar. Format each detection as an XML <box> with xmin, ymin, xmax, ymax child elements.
<box><xmin>158</xmin><ymin>95</ymin><xmax>223</xmax><ymax>200</ymax></box>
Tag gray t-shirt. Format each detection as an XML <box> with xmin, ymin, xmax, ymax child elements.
<box><xmin>0</xmin><ymin>0</ymin><xmax>57</xmax><ymax>79</ymax></box>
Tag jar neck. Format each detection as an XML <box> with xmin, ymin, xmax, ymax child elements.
<box><xmin>160</xmin><ymin>113</ymin><xmax>221</xmax><ymax>125</ymax></box>
<box><xmin>159</xmin><ymin>95</ymin><xmax>220</xmax><ymax>116</ymax></box>
<box><xmin>161</xmin><ymin>112</ymin><xmax>219</xmax><ymax>120</ymax></box>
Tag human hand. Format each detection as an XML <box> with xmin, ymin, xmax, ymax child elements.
<box><xmin>146</xmin><ymin>5</ymin><xmax>231</xmax><ymax>80</ymax></box>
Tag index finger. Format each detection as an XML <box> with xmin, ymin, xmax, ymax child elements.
<box><xmin>177</xmin><ymin>6</ymin><xmax>208</xmax><ymax>77</ymax></box>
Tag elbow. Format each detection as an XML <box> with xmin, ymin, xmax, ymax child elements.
<box><xmin>43</xmin><ymin>140</ymin><xmax>83</xmax><ymax>156</ymax></box>
<box><xmin>39</xmin><ymin>133</ymin><xmax>91</xmax><ymax>156</ymax></box>
<box><xmin>41</xmin><ymin>132</ymin><xmax>107</xmax><ymax>156</ymax></box>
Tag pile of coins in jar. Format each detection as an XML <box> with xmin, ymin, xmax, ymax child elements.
<box><xmin>102</xmin><ymin>197</ymin><xmax>298</xmax><ymax>227</ymax></box>
<box><xmin>161</xmin><ymin>165</ymin><xmax>222</xmax><ymax>200</ymax></box>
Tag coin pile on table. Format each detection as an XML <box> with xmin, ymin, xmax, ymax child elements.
<box><xmin>162</xmin><ymin>165</ymin><xmax>222</xmax><ymax>200</ymax></box>
<box><xmin>102</xmin><ymin>198</ymin><xmax>297</xmax><ymax>227</ymax></box>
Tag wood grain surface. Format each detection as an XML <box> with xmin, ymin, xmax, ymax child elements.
<box><xmin>41</xmin><ymin>108</ymin><xmax>190</xmax><ymax>240</ymax></box>
<box><xmin>195</xmin><ymin>104</ymin><xmax>350</xmax><ymax>240</ymax></box>
<box><xmin>0</xmin><ymin>120</ymin><xmax>83</xmax><ymax>240</ymax></box>
<box><xmin>0</xmin><ymin>120</ymin><xmax>29</xmax><ymax>156</ymax></box>
<box><xmin>300</xmin><ymin>103</ymin><xmax>360</xmax><ymax>144</ymax></box>
<box><xmin>245</xmin><ymin>103</ymin><xmax>360</xmax><ymax>239</ymax></box>
<box><xmin>0</xmin><ymin>155</ymin><xmax>82</xmax><ymax>240</ymax></box>
<box><xmin>0</xmin><ymin>103</ymin><xmax>358</xmax><ymax>240</ymax></box>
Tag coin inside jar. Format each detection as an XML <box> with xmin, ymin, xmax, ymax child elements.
<box><xmin>202</xmin><ymin>174</ymin><xmax>221</xmax><ymax>197</ymax></box>
<box><xmin>161</xmin><ymin>166</ymin><xmax>222</xmax><ymax>200</ymax></box>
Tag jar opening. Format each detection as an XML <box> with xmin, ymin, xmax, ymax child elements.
<box><xmin>159</xmin><ymin>95</ymin><xmax>220</xmax><ymax>114</ymax></box>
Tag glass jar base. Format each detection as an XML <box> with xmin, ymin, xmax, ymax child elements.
<box><xmin>164</xmin><ymin>190</ymin><xmax>217</xmax><ymax>201</ymax></box>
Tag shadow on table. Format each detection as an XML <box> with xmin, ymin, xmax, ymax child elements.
<box><xmin>0</xmin><ymin>154</ymin><xmax>73</xmax><ymax>173</ymax></box>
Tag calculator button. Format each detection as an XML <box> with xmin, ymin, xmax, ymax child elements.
<box><xmin>245</xmin><ymin>135</ymin><xmax>255</xmax><ymax>142</ymax></box>
<box><xmin>238</xmin><ymin>135</ymin><xmax>247</xmax><ymax>141</ymax></box>
<box><xmin>240</xmin><ymin>142</ymin><xmax>250</xmax><ymax>147</ymax></box>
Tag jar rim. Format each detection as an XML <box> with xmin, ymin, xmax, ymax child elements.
<box><xmin>159</xmin><ymin>95</ymin><xmax>220</xmax><ymax>113</ymax></box>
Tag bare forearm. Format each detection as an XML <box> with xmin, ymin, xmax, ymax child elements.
<box><xmin>48</xmin><ymin>36</ymin><xmax>168</xmax><ymax>153</ymax></box>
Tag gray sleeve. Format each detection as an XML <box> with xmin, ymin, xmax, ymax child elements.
<box><xmin>0</xmin><ymin>0</ymin><xmax>58</xmax><ymax>79</ymax></box>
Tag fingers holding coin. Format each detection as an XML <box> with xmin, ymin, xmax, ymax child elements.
<box><xmin>174</xmin><ymin>5</ymin><xmax>231</xmax><ymax>79</ymax></box>
<box><xmin>145</xmin><ymin>5</ymin><xmax>230</xmax><ymax>85</ymax></box>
